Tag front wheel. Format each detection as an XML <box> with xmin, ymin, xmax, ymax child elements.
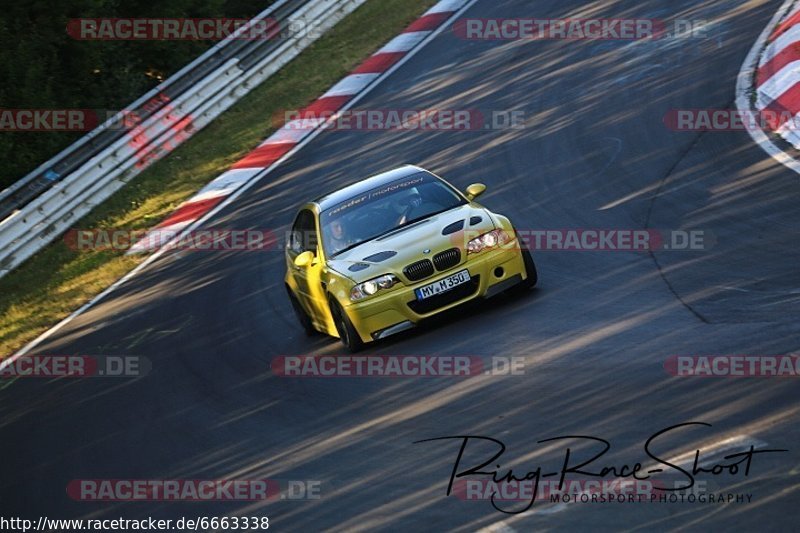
<box><xmin>329</xmin><ymin>297</ymin><xmax>365</xmax><ymax>353</ymax></box>
<box><xmin>510</xmin><ymin>226</ymin><xmax>537</xmax><ymax>292</ymax></box>
<box><xmin>519</xmin><ymin>246</ymin><xmax>538</xmax><ymax>289</ymax></box>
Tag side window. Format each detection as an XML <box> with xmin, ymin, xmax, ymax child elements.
<box><xmin>289</xmin><ymin>209</ymin><xmax>318</xmax><ymax>254</ymax></box>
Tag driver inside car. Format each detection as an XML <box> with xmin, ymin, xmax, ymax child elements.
<box><xmin>394</xmin><ymin>189</ymin><xmax>423</xmax><ymax>225</ymax></box>
<box><xmin>327</xmin><ymin>218</ymin><xmax>352</xmax><ymax>255</ymax></box>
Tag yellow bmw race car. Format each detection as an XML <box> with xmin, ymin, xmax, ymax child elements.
<box><xmin>284</xmin><ymin>165</ymin><xmax>537</xmax><ymax>351</ymax></box>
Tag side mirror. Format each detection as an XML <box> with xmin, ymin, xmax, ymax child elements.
<box><xmin>294</xmin><ymin>250</ymin><xmax>315</xmax><ymax>268</ymax></box>
<box><xmin>465</xmin><ymin>183</ymin><xmax>487</xmax><ymax>201</ymax></box>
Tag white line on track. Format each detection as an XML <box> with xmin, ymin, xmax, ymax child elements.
<box><xmin>477</xmin><ymin>521</ymin><xmax>519</xmax><ymax>533</ymax></box>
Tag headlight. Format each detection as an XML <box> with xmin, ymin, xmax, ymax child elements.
<box><xmin>350</xmin><ymin>274</ymin><xmax>400</xmax><ymax>301</ymax></box>
<box><xmin>467</xmin><ymin>230</ymin><xmax>512</xmax><ymax>254</ymax></box>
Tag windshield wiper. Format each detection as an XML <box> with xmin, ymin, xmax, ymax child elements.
<box><xmin>375</xmin><ymin>217</ymin><xmax>433</xmax><ymax>241</ymax></box>
<box><xmin>399</xmin><ymin>206</ymin><xmax>458</xmax><ymax>230</ymax></box>
<box><xmin>369</xmin><ymin>204</ymin><xmax>461</xmax><ymax>243</ymax></box>
<box><xmin>330</xmin><ymin>241</ymin><xmax>366</xmax><ymax>258</ymax></box>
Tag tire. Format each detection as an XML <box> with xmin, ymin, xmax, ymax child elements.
<box><xmin>286</xmin><ymin>286</ymin><xmax>315</xmax><ymax>336</ymax></box>
<box><xmin>520</xmin><ymin>246</ymin><xmax>538</xmax><ymax>288</ymax></box>
<box><xmin>328</xmin><ymin>297</ymin><xmax>365</xmax><ymax>353</ymax></box>
<box><xmin>515</xmin><ymin>231</ymin><xmax>538</xmax><ymax>290</ymax></box>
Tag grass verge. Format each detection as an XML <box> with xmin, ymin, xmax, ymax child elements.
<box><xmin>0</xmin><ymin>0</ymin><xmax>437</xmax><ymax>358</ymax></box>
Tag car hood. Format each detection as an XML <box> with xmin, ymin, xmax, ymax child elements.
<box><xmin>326</xmin><ymin>204</ymin><xmax>496</xmax><ymax>284</ymax></box>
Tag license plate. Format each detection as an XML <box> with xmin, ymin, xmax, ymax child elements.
<box><xmin>415</xmin><ymin>270</ymin><xmax>471</xmax><ymax>300</ymax></box>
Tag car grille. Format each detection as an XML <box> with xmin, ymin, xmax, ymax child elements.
<box><xmin>408</xmin><ymin>275</ymin><xmax>481</xmax><ymax>314</ymax></box>
<box><xmin>433</xmin><ymin>248</ymin><xmax>461</xmax><ymax>271</ymax></box>
<box><xmin>403</xmin><ymin>259</ymin><xmax>435</xmax><ymax>282</ymax></box>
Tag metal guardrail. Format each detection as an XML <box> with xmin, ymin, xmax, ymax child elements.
<box><xmin>0</xmin><ymin>0</ymin><xmax>295</xmax><ymax>221</ymax></box>
<box><xmin>0</xmin><ymin>0</ymin><xmax>368</xmax><ymax>278</ymax></box>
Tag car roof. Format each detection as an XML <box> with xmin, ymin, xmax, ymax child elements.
<box><xmin>313</xmin><ymin>165</ymin><xmax>429</xmax><ymax>211</ymax></box>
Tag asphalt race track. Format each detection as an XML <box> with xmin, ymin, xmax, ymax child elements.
<box><xmin>2</xmin><ymin>0</ymin><xmax>799</xmax><ymax>530</ymax></box>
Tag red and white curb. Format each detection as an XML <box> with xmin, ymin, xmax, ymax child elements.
<box><xmin>130</xmin><ymin>0</ymin><xmax>470</xmax><ymax>253</ymax></box>
<box><xmin>737</xmin><ymin>0</ymin><xmax>800</xmax><ymax>174</ymax></box>
<box><xmin>753</xmin><ymin>1</ymin><xmax>800</xmax><ymax>143</ymax></box>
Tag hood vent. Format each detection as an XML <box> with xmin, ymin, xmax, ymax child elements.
<box><xmin>362</xmin><ymin>251</ymin><xmax>397</xmax><ymax>263</ymax></box>
<box><xmin>470</xmin><ymin>216</ymin><xmax>483</xmax><ymax>226</ymax></box>
<box><xmin>441</xmin><ymin>220</ymin><xmax>465</xmax><ymax>235</ymax></box>
<box><xmin>348</xmin><ymin>263</ymin><xmax>371</xmax><ymax>272</ymax></box>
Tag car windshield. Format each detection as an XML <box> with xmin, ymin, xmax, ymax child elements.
<box><xmin>321</xmin><ymin>172</ymin><xmax>467</xmax><ymax>257</ymax></box>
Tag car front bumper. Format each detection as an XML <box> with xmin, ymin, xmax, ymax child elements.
<box><xmin>342</xmin><ymin>246</ymin><xmax>529</xmax><ymax>343</ymax></box>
